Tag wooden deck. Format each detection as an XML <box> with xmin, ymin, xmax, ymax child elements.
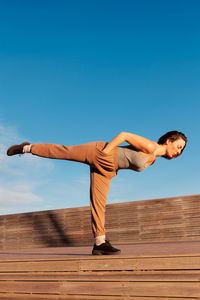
<box><xmin>1</xmin><ymin>195</ymin><xmax>200</xmax><ymax>298</ymax></box>
<box><xmin>0</xmin><ymin>241</ymin><xmax>200</xmax><ymax>299</ymax></box>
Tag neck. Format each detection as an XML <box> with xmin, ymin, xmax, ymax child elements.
<box><xmin>155</xmin><ymin>144</ymin><xmax>167</xmax><ymax>157</ymax></box>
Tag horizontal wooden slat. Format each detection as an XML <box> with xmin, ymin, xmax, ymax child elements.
<box><xmin>0</xmin><ymin>294</ymin><xmax>196</xmax><ymax>300</ymax></box>
<box><xmin>0</xmin><ymin>273</ymin><xmax>199</xmax><ymax>282</ymax></box>
<box><xmin>0</xmin><ymin>281</ymin><xmax>199</xmax><ymax>297</ymax></box>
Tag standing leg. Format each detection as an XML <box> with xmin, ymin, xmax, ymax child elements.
<box><xmin>90</xmin><ymin>167</ymin><xmax>121</xmax><ymax>255</ymax></box>
<box><xmin>90</xmin><ymin>168</ymin><xmax>111</xmax><ymax>238</ymax></box>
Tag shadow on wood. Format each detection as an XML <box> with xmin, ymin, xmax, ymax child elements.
<box><xmin>32</xmin><ymin>211</ymin><xmax>72</xmax><ymax>247</ymax></box>
<box><xmin>0</xmin><ymin>194</ymin><xmax>200</xmax><ymax>250</ymax></box>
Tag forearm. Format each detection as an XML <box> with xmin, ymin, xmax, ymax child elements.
<box><xmin>103</xmin><ymin>132</ymin><xmax>126</xmax><ymax>153</ymax></box>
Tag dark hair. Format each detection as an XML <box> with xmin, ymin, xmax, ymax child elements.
<box><xmin>158</xmin><ymin>131</ymin><xmax>187</xmax><ymax>159</ymax></box>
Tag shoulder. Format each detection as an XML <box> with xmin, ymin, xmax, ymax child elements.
<box><xmin>120</xmin><ymin>132</ymin><xmax>159</xmax><ymax>154</ymax></box>
<box><xmin>149</xmin><ymin>141</ymin><xmax>160</xmax><ymax>154</ymax></box>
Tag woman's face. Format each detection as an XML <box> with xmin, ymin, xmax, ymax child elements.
<box><xmin>166</xmin><ymin>138</ymin><xmax>186</xmax><ymax>159</ymax></box>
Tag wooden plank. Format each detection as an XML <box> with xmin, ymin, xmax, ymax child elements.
<box><xmin>0</xmin><ymin>255</ymin><xmax>199</xmax><ymax>272</ymax></box>
<box><xmin>60</xmin><ymin>281</ymin><xmax>200</xmax><ymax>297</ymax></box>
<box><xmin>0</xmin><ymin>273</ymin><xmax>199</xmax><ymax>282</ymax></box>
<box><xmin>0</xmin><ymin>269</ymin><xmax>200</xmax><ymax>274</ymax></box>
<box><xmin>0</xmin><ymin>281</ymin><xmax>199</xmax><ymax>297</ymax></box>
<box><xmin>0</xmin><ymin>260</ymin><xmax>80</xmax><ymax>272</ymax></box>
<box><xmin>0</xmin><ymin>250</ymin><xmax>200</xmax><ymax>259</ymax></box>
<box><xmin>0</xmin><ymin>294</ymin><xmax>196</xmax><ymax>300</ymax></box>
<box><xmin>79</xmin><ymin>255</ymin><xmax>200</xmax><ymax>271</ymax></box>
<box><xmin>0</xmin><ymin>252</ymin><xmax>200</xmax><ymax>263</ymax></box>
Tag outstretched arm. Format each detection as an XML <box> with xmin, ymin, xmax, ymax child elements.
<box><xmin>103</xmin><ymin>132</ymin><xmax>157</xmax><ymax>154</ymax></box>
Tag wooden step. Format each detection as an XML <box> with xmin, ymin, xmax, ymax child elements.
<box><xmin>0</xmin><ymin>253</ymin><xmax>199</xmax><ymax>299</ymax></box>
<box><xmin>0</xmin><ymin>253</ymin><xmax>200</xmax><ymax>272</ymax></box>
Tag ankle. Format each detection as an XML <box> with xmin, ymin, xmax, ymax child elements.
<box><xmin>23</xmin><ymin>144</ymin><xmax>32</xmax><ymax>153</ymax></box>
<box><xmin>95</xmin><ymin>235</ymin><xmax>105</xmax><ymax>246</ymax></box>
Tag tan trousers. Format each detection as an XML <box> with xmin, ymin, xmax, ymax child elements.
<box><xmin>31</xmin><ymin>141</ymin><xmax>118</xmax><ymax>237</ymax></box>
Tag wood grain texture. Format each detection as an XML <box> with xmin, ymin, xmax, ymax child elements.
<box><xmin>0</xmin><ymin>252</ymin><xmax>199</xmax><ymax>298</ymax></box>
<box><xmin>0</xmin><ymin>195</ymin><xmax>200</xmax><ymax>298</ymax></box>
<box><xmin>0</xmin><ymin>295</ymin><xmax>197</xmax><ymax>300</ymax></box>
<box><xmin>0</xmin><ymin>194</ymin><xmax>200</xmax><ymax>250</ymax></box>
<box><xmin>0</xmin><ymin>281</ymin><xmax>200</xmax><ymax>297</ymax></box>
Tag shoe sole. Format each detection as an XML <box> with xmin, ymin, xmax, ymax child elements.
<box><xmin>92</xmin><ymin>250</ymin><xmax>121</xmax><ymax>255</ymax></box>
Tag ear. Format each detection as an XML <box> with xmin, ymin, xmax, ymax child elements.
<box><xmin>165</xmin><ymin>138</ymin><xmax>171</xmax><ymax>145</ymax></box>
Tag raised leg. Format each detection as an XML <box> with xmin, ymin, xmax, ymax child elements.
<box><xmin>31</xmin><ymin>142</ymin><xmax>96</xmax><ymax>165</ymax></box>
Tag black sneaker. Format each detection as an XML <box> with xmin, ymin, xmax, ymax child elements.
<box><xmin>92</xmin><ymin>240</ymin><xmax>121</xmax><ymax>255</ymax></box>
<box><xmin>7</xmin><ymin>142</ymin><xmax>30</xmax><ymax>156</ymax></box>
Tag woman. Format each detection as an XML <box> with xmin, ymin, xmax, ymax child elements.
<box><xmin>7</xmin><ymin>130</ymin><xmax>187</xmax><ymax>255</ymax></box>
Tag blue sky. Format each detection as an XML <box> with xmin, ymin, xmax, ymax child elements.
<box><xmin>0</xmin><ymin>0</ymin><xmax>199</xmax><ymax>215</ymax></box>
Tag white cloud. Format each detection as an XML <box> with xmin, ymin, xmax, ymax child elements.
<box><xmin>0</xmin><ymin>124</ymin><xmax>20</xmax><ymax>145</ymax></box>
<box><xmin>0</xmin><ymin>123</ymin><xmax>54</xmax><ymax>214</ymax></box>
<box><xmin>0</xmin><ymin>184</ymin><xmax>42</xmax><ymax>204</ymax></box>
<box><xmin>108</xmin><ymin>198</ymin><xmax>124</xmax><ymax>204</ymax></box>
